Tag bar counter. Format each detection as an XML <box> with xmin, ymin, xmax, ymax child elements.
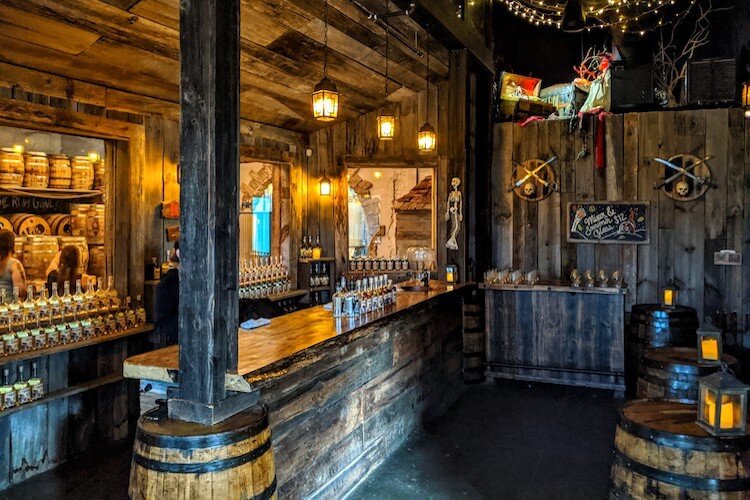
<box><xmin>125</xmin><ymin>283</ymin><xmax>469</xmax><ymax>497</ymax></box>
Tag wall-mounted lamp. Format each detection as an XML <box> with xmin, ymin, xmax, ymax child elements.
<box><xmin>742</xmin><ymin>82</ymin><xmax>750</xmax><ymax>119</ymax></box>
<box><xmin>319</xmin><ymin>175</ymin><xmax>332</xmax><ymax>196</ymax></box>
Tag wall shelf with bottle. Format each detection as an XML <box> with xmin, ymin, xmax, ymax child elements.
<box><xmin>298</xmin><ymin>258</ymin><xmax>335</xmax><ymax>306</ymax></box>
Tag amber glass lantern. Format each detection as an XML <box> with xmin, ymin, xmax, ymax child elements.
<box><xmin>445</xmin><ymin>264</ymin><xmax>457</xmax><ymax>284</ymax></box>
<box><xmin>743</xmin><ymin>82</ymin><xmax>750</xmax><ymax>119</ymax></box>
<box><xmin>697</xmin><ymin>366</ymin><xmax>748</xmax><ymax>436</ymax></box>
<box><xmin>312</xmin><ymin>77</ymin><xmax>339</xmax><ymax>122</ymax></box>
<box><xmin>378</xmin><ymin>113</ymin><xmax>396</xmax><ymax>141</ymax></box>
<box><xmin>418</xmin><ymin>122</ymin><xmax>437</xmax><ymax>153</ymax></box>
<box><xmin>319</xmin><ymin>175</ymin><xmax>332</xmax><ymax>197</ymax></box>
<box><xmin>697</xmin><ymin>323</ymin><xmax>723</xmax><ymax>365</ymax></box>
<box><xmin>662</xmin><ymin>287</ymin><xmax>677</xmax><ymax>308</ymax></box>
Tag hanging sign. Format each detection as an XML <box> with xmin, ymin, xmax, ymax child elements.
<box><xmin>567</xmin><ymin>202</ymin><xmax>649</xmax><ymax>244</ymax></box>
<box><xmin>0</xmin><ymin>195</ymin><xmax>68</xmax><ymax>215</ymax></box>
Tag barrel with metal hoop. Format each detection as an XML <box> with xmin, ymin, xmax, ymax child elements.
<box><xmin>129</xmin><ymin>402</ymin><xmax>277</xmax><ymax>500</ymax></box>
<box><xmin>637</xmin><ymin>347</ymin><xmax>739</xmax><ymax>403</ymax></box>
<box><xmin>610</xmin><ymin>399</ymin><xmax>750</xmax><ymax>499</ymax></box>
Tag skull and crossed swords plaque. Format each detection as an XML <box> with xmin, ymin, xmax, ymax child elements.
<box><xmin>507</xmin><ymin>156</ymin><xmax>559</xmax><ymax>202</ymax></box>
<box><xmin>653</xmin><ymin>153</ymin><xmax>717</xmax><ymax>202</ymax></box>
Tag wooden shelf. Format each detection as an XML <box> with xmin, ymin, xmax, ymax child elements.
<box><xmin>308</xmin><ymin>286</ymin><xmax>331</xmax><ymax>292</ymax></box>
<box><xmin>299</xmin><ymin>257</ymin><xmax>335</xmax><ymax>263</ymax></box>
<box><xmin>0</xmin><ymin>324</ymin><xmax>154</xmax><ymax>365</ymax></box>
<box><xmin>0</xmin><ymin>186</ymin><xmax>103</xmax><ymax>199</ymax></box>
<box><xmin>480</xmin><ymin>283</ymin><xmax>627</xmax><ymax>295</ymax></box>
<box><xmin>0</xmin><ymin>372</ymin><xmax>123</xmax><ymax>418</ymax></box>
<box><xmin>268</xmin><ymin>289</ymin><xmax>308</xmax><ymax>301</ymax></box>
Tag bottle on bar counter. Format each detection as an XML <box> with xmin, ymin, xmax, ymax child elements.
<box><xmin>0</xmin><ymin>368</ymin><xmax>17</xmax><ymax>409</ymax></box>
<box><xmin>49</xmin><ymin>282</ymin><xmax>62</xmax><ymax>323</ymax></box>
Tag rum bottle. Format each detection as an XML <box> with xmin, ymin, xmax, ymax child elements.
<box><xmin>14</xmin><ymin>365</ymin><xmax>30</xmax><ymax>406</ymax></box>
<box><xmin>28</xmin><ymin>361</ymin><xmax>43</xmax><ymax>401</ymax></box>
<box><xmin>106</xmin><ymin>276</ymin><xmax>120</xmax><ymax>312</ymax></box>
<box><xmin>0</xmin><ymin>368</ymin><xmax>17</xmax><ymax>409</ymax></box>
<box><xmin>49</xmin><ymin>282</ymin><xmax>62</xmax><ymax>323</ymax></box>
<box><xmin>9</xmin><ymin>287</ymin><xmax>23</xmax><ymax>331</ymax></box>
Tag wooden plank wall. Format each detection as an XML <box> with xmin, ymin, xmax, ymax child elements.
<box><xmin>491</xmin><ymin>109</ymin><xmax>749</xmax><ymax>324</ymax></box>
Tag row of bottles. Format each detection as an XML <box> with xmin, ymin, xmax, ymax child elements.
<box><xmin>309</xmin><ymin>262</ymin><xmax>331</xmax><ymax>288</ymax></box>
<box><xmin>299</xmin><ymin>235</ymin><xmax>323</xmax><ymax>260</ymax></box>
<box><xmin>146</xmin><ymin>250</ymin><xmax>178</xmax><ymax>281</ymax></box>
<box><xmin>0</xmin><ymin>363</ymin><xmax>44</xmax><ymax>410</ymax></box>
<box><xmin>348</xmin><ymin>257</ymin><xmax>410</xmax><ymax>273</ymax></box>
<box><xmin>332</xmin><ymin>276</ymin><xmax>397</xmax><ymax>318</ymax></box>
<box><xmin>0</xmin><ymin>277</ymin><xmax>147</xmax><ymax>356</ymax></box>
<box><xmin>239</xmin><ymin>256</ymin><xmax>291</xmax><ymax>299</ymax></box>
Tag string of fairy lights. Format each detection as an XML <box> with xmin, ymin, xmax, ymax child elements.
<box><xmin>498</xmin><ymin>0</ymin><xmax>699</xmax><ymax>35</ymax></box>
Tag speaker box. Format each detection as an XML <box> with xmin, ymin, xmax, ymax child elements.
<box><xmin>686</xmin><ymin>58</ymin><xmax>736</xmax><ymax>106</ymax></box>
<box><xmin>610</xmin><ymin>62</ymin><xmax>655</xmax><ymax>111</ymax></box>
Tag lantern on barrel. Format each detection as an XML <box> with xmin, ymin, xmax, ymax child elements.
<box><xmin>662</xmin><ymin>287</ymin><xmax>677</xmax><ymax>308</ymax></box>
<box><xmin>697</xmin><ymin>323</ymin><xmax>723</xmax><ymax>365</ymax></box>
<box><xmin>696</xmin><ymin>365</ymin><xmax>748</xmax><ymax>436</ymax></box>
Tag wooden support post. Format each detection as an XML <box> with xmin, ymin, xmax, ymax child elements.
<box><xmin>170</xmin><ymin>0</ymin><xmax>255</xmax><ymax>425</ymax></box>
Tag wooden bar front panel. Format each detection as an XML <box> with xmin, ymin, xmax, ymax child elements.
<box><xmin>485</xmin><ymin>288</ymin><xmax>625</xmax><ymax>391</ymax></box>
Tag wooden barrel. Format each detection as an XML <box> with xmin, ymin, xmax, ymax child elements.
<box><xmin>626</xmin><ymin>304</ymin><xmax>699</xmax><ymax>396</ymax></box>
<box><xmin>48</xmin><ymin>154</ymin><xmax>72</xmax><ymax>189</ymax></box>
<box><xmin>129</xmin><ymin>403</ymin><xmax>276</xmax><ymax>500</ymax></box>
<box><xmin>69</xmin><ymin>204</ymin><xmax>89</xmax><ymax>237</ymax></box>
<box><xmin>637</xmin><ymin>347</ymin><xmax>739</xmax><ymax>403</ymax></box>
<box><xmin>85</xmin><ymin>204</ymin><xmax>105</xmax><ymax>244</ymax></box>
<box><xmin>87</xmin><ymin>244</ymin><xmax>104</xmax><ymax>278</ymax></box>
<box><xmin>462</xmin><ymin>298</ymin><xmax>485</xmax><ymax>383</ymax></box>
<box><xmin>23</xmin><ymin>235</ymin><xmax>58</xmax><ymax>281</ymax></box>
<box><xmin>0</xmin><ymin>216</ymin><xmax>12</xmax><ymax>232</ymax></box>
<box><xmin>9</xmin><ymin>213</ymin><xmax>51</xmax><ymax>236</ymax></box>
<box><xmin>611</xmin><ymin>399</ymin><xmax>750</xmax><ymax>499</ymax></box>
<box><xmin>23</xmin><ymin>151</ymin><xmax>49</xmax><ymax>188</ymax></box>
<box><xmin>93</xmin><ymin>158</ymin><xmax>105</xmax><ymax>190</ymax></box>
<box><xmin>45</xmin><ymin>213</ymin><xmax>73</xmax><ymax>236</ymax></box>
<box><xmin>13</xmin><ymin>236</ymin><xmax>24</xmax><ymax>262</ymax></box>
<box><xmin>70</xmin><ymin>156</ymin><xmax>94</xmax><ymax>190</ymax></box>
<box><xmin>0</xmin><ymin>147</ymin><xmax>24</xmax><ymax>187</ymax></box>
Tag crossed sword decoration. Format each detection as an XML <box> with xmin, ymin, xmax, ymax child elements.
<box><xmin>507</xmin><ymin>156</ymin><xmax>559</xmax><ymax>193</ymax></box>
<box><xmin>653</xmin><ymin>155</ymin><xmax>717</xmax><ymax>190</ymax></box>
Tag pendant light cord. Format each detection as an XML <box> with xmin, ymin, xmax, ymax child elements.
<box><xmin>384</xmin><ymin>0</ymin><xmax>389</xmax><ymax>101</ymax></box>
<box><xmin>425</xmin><ymin>39</ymin><xmax>430</xmax><ymax>123</ymax></box>
<box><xmin>323</xmin><ymin>0</ymin><xmax>329</xmax><ymax>78</ymax></box>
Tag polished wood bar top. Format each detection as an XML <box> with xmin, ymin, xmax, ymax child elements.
<box><xmin>124</xmin><ymin>282</ymin><xmax>468</xmax><ymax>392</ymax></box>
<box><xmin>480</xmin><ymin>281</ymin><xmax>627</xmax><ymax>295</ymax></box>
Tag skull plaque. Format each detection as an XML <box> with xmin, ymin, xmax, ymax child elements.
<box><xmin>509</xmin><ymin>157</ymin><xmax>558</xmax><ymax>202</ymax></box>
<box><xmin>655</xmin><ymin>153</ymin><xmax>715</xmax><ymax>202</ymax></box>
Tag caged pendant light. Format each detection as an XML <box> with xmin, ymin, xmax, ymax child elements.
<box><xmin>378</xmin><ymin>0</ymin><xmax>396</xmax><ymax>141</ymax></box>
<box><xmin>417</xmin><ymin>39</ymin><xmax>437</xmax><ymax>153</ymax></box>
<box><xmin>312</xmin><ymin>0</ymin><xmax>339</xmax><ymax>121</ymax></box>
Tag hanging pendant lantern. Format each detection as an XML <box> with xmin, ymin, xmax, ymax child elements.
<box><xmin>418</xmin><ymin>38</ymin><xmax>436</xmax><ymax>153</ymax></box>
<box><xmin>319</xmin><ymin>175</ymin><xmax>332</xmax><ymax>196</ymax></box>
<box><xmin>418</xmin><ymin>122</ymin><xmax>437</xmax><ymax>153</ymax></box>
<box><xmin>312</xmin><ymin>0</ymin><xmax>339</xmax><ymax>121</ymax></box>
<box><xmin>312</xmin><ymin>77</ymin><xmax>339</xmax><ymax>122</ymax></box>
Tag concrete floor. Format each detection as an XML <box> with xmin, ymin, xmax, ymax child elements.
<box><xmin>2</xmin><ymin>380</ymin><xmax>619</xmax><ymax>500</ymax></box>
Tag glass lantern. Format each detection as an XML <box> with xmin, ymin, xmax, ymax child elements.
<box><xmin>312</xmin><ymin>77</ymin><xmax>339</xmax><ymax>122</ymax></box>
<box><xmin>697</xmin><ymin>323</ymin><xmax>723</xmax><ymax>365</ymax></box>
<box><xmin>696</xmin><ymin>366</ymin><xmax>748</xmax><ymax>437</ymax></box>
<box><xmin>377</xmin><ymin>113</ymin><xmax>396</xmax><ymax>141</ymax></box>
<box><xmin>743</xmin><ymin>82</ymin><xmax>750</xmax><ymax>119</ymax></box>
<box><xmin>445</xmin><ymin>264</ymin><xmax>457</xmax><ymax>284</ymax></box>
<box><xmin>417</xmin><ymin>122</ymin><xmax>437</xmax><ymax>153</ymax></box>
<box><xmin>662</xmin><ymin>287</ymin><xmax>677</xmax><ymax>308</ymax></box>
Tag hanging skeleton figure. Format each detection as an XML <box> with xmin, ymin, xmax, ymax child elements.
<box><xmin>446</xmin><ymin>177</ymin><xmax>463</xmax><ymax>251</ymax></box>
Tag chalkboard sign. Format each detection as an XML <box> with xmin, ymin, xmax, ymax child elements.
<box><xmin>0</xmin><ymin>195</ymin><xmax>69</xmax><ymax>215</ymax></box>
<box><xmin>567</xmin><ymin>202</ymin><xmax>649</xmax><ymax>244</ymax></box>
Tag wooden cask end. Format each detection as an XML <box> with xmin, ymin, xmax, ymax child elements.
<box><xmin>610</xmin><ymin>400</ymin><xmax>750</xmax><ymax>499</ymax></box>
<box><xmin>463</xmin><ymin>300</ymin><xmax>485</xmax><ymax>384</ymax></box>
<box><xmin>637</xmin><ymin>347</ymin><xmax>739</xmax><ymax>403</ymax></box>
<box><xmin>129</xmin><ymin>403</ymin><xmax>277</xmax><ymax>500</ymax></box>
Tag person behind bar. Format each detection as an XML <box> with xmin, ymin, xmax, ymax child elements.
<box><xmin>155</xmin><ymin>240</ymin><xmax>179</xmax><ymax>345</ymax></box>
<box><xmin>0</xmin><ymin>229</ymin><xmax>27</xmax><ymax>300</ymax></box>
<box><xmin>47</xmin><ymin>245</ymin><xmax>94</xmax><ymax>292</ymax></box>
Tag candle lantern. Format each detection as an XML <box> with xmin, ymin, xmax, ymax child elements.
<box><xmin>696</xmin><ymin>366</ymin><xmax>748</xmax><ymax>437</ymax></box>
<box><xmin>697</xmin><ymin>323</ymin><xmax>723</xmax><ymax>365</ymax></box>
<box><xmin>743</xmin><ymin>82</ymin><xmax>750</xmax><ymax>119</ymax></box>
<box><xmin>312</xmin><ymin>77</ymin><xmax>340</xmax><ymax>122</ymax></box>
<box><xmin>319</xmin><ymin>175</ymin><xmax>332</xmax><ymax>197</ymax></box>
<box><xmin>445</xmin><ymin>264</ymin><xmax>457</xmax><ymax>284</ymax></box>
<box><xmin>662</xmin><ymin>287</ymin><xmax>677</xmax><ymax>308</ymax></box>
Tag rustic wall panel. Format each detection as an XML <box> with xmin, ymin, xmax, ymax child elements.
<box><xmin>491</xmin><ymin>109</ymin><xmax>749</xmax><ymax>324</ymax></box>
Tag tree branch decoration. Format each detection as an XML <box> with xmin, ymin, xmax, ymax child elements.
<box><xmin>653</xmin><ymin>0</ymin><xmax>729</xmax><ymax>108</ymax></box>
